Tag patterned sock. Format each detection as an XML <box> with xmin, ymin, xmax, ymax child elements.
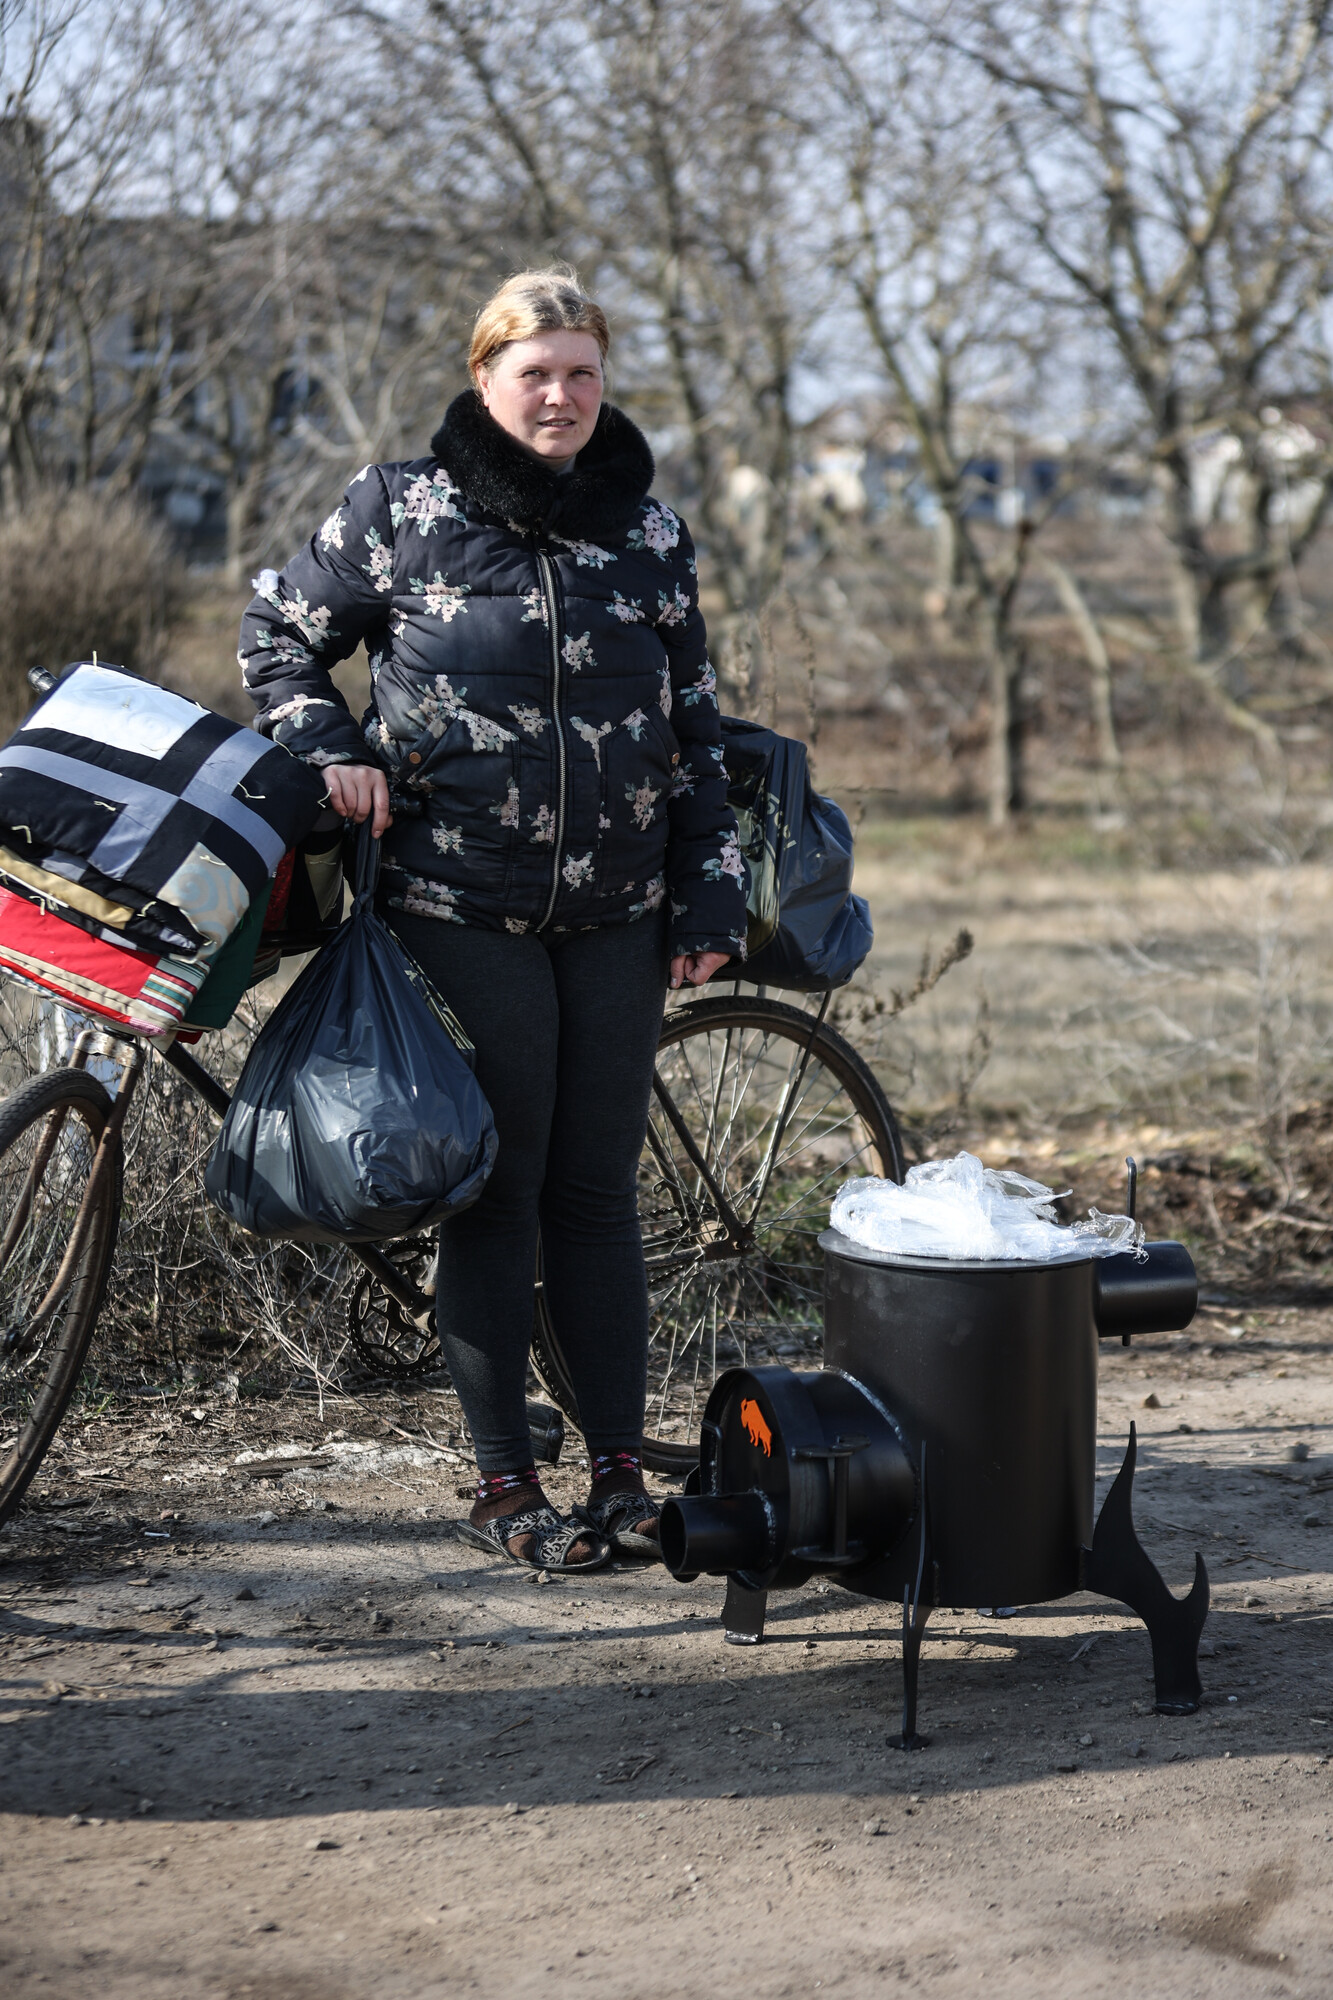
<box><xmin>590</xmin><ymin>1449</ymin><xmax>643</xmax><ymax>1487</ymax></box>
<box><xmin>475</xmin><ymin>1466</ymin><xmax>541</xmax><ymax>1506</ymax></box>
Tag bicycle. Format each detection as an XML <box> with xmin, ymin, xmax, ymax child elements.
<box><xmin>0</xmin><ymin>915</ymin><xmax>902</xmax><ymax>1526</ymax></box>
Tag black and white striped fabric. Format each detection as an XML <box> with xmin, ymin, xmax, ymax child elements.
<box><xmin>0</xmin><ymin>661</ymin><xmax>327</xmax><ymax>960</ymax></box>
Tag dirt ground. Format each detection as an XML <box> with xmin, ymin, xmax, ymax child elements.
<box><xmin>2</xmin><ymin>1304</ymin><xmax>1331</xmax><ymax>2000</ymax></box>
<box><xmin>5</xmin><ymin>650</ymin><xmax>1333</xmax><ymax>1993</ymax></box>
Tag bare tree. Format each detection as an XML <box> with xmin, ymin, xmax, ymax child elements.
<box><xmin>797</xmin><ymin>0</ymin><xmax>1073</xmax><ymax>822</ymax></box>
<box><xmin>374</xmin><ymin>0</ymin><xmax>818</xmax><ymax>711</ymax></box>
<box><xmin>127</xmin><ymin>0</ymin><xmax>383</xmax><ymax>579</ymax></box>
<box><xmin>959</xmin><ymin>0</ymin><xmax>1333</xmax><ymax>739</ymax></box>
<box><xmin>0</xmin><ymin>0</ymin><xmax>177</xmax><ymax>505</ymax></box>
<box><xmin>89</xmin><ymin>0</ymin><xmax>498</xmax><ymax>580</ymax></box>
<box><xmin>587</xmin><ymin>0</ymin><xmax>813</xmax><ymax>709</ymax></box>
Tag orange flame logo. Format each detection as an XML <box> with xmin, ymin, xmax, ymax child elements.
<box><xmin>740</xmin><ymin>1397</ymin><xmax>772</xmax><ymax>1457</ymax></box>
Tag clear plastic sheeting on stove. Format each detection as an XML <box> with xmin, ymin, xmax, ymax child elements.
<box><xmin>830</xmin><ymin>1151</ymin><xmax>1144</xmax><ymax>1263</ymax></box>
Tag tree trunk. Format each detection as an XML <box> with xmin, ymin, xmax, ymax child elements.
<box><xmin>1268</xmin><ymin>569</ymin><xmax>1310</xmax><ymax>655</ymax></box>
<box><xmin>1005</xmin><ymin>650</ymin><xmax>1026</xmax><ymax>818</ymax></box>
<box><xmin>1154</xmin><ymin>460</ymin><xmax>1205</xmax><ymax>666</ymax></box>
<box><xmin>0</xmin><ymin>427</ymin><xmax>18</xmax><ymax>517</ymax></box>
<box><xmin>1037</xmin><ymin>554</ymin><xmax>1120</xmax><ymax>782</ymax></box>
<box><xmin>985</xmin><ymin>618</ymin><xmax>1025</xmax><ymax>828</ymax></box>
<box><xmin>932</xmin><ymin>508</ymin><xmax>962</xmax><ymax>599</ymax></box>
<box><xmin>224</xmin><ymin>475</ymin><xmax>263</xmax><ymax>590</ymax></box>
<box><xmin>714</xmin><ymin>611</ymin><xmax>754</xmax><ymax>714</ymax></box>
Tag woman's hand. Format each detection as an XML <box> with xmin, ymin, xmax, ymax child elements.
<box><xmin>669</xmin><ymin>950</ymin><xmax>731</xmax><ymax>991</ymax></box>
<box><xmin>324</xmin><ymin>763</ymin><xmax>392</xmax><ymax>837</ymax></box>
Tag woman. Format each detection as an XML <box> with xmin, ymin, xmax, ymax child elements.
<box><xmin>240</xmin><ymin>269</ymin><xmax>747</xmax><ymax>1572</ymax></box>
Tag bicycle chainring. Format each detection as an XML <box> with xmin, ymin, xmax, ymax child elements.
<box><xmin>344</xmin><ymin>1237</ymin><xmax>443</xmax><ymax>1380</ymax></box>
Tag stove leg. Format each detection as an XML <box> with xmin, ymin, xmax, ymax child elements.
<box><xmin>895</xmin><ymin>1588</ymin><xmax>933</xmax><ymax>1750</ymax></box>
<box><xmin>722</xmin><ymin>1575</ymin><xmax>767</xmax><ymax>1645</ymax></box>
<box><xmin>1082</xmin><ymin>1421</ymin><xmax>1209</xmax><ymax>1715</ymax></box>
<box><xmin>893</xmin><ymin>1441</ymin><xmax>935</xmax><ymax>1750</ymax></box>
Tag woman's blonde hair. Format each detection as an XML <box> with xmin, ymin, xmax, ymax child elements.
<box><xmin>468</xmin><ymin>267</ymin><xmax>610</xmax><ymax>385</ymax></box>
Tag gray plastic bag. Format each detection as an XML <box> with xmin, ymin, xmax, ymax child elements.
<box><xmin>204</xmin><ymin>825</ymin><xmax>496</xmax><ymax>1242</ymax></box>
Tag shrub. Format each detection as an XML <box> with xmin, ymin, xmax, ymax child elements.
<box><xmin>0</xmin><ymin>487</ymin><xmax>185</xmax><ymax>733</ymax></box>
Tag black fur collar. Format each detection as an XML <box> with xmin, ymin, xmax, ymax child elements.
<box><xmin>430</xmin><ymin>391</ymin><xmax>655</xmax><ymax>539</ymax></box>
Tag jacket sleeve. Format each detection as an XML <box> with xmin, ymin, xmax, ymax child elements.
<box><xmin>238</xmin><ymin>466</ymin><xmax>395</xmax><ymax>767</ymax></box>
<box><xmin>659</xmin><ymin>521</ymin><xmax>748</xmax><ymax>960</ymax></box>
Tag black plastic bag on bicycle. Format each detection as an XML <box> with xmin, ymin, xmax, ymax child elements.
<box><xmin>204</xmin><ymin>823</ymin><xmax>497</xmax><ymax>1242</ymax></box>
<box><xmin>719</xmin><ymin>716</ymin><xmax>872</xmax><ymax>992</ymax></box>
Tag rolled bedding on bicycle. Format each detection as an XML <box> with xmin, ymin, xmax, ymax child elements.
<box><xmin>0</xmin><ymin>660</ymin><xmax>327</xmax><ymax>1035</ymax></box>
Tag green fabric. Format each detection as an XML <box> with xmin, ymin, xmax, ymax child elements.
<box><xmin>181</xmin><ymin>884</ymin><xmax>272</xmax><ymax>1029</ymax></box>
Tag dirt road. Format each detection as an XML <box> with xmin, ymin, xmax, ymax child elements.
<box><xmin>2</xmin><ymin>1307</ymin><xmax>1331</xmax><ymax>2000</ymax></box>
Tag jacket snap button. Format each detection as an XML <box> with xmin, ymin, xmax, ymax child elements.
<box><xmin>408</xmin><ymin>751</ymin><xmax>422</xmax><ymax>765</ymax></box>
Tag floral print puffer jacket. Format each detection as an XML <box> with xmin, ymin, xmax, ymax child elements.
<box><xmin>239</xmin><ymin>393</ymin><xmax>747</xmax><ymax>959</ymax></box>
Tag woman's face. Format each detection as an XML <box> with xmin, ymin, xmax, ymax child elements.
<box><xmin>477</xmin><ymin>330</ymin><xmax>604</xmax><ymax>464</ymax></box>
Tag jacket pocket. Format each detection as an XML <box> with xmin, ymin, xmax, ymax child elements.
<box><xmin>414</xmin><ymin>716</ymin><xmax>521</xmax><ymax>902</ymax></box>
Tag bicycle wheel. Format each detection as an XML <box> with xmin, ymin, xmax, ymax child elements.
<box><xmin>532</xmin><ymin>994</ymin><xmax>904</xmax><ymax>1472</ymax></box>
<box><xmin>0</xmin><ymin>1069</ymin><xmax>122</xmax><ymax>1526</ymax></box>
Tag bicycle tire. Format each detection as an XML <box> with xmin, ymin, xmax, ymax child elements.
<box><xmin>531</xmin><ymin>994</ymin><xmax>904</xmax><ymax>1473</ymax></box>
<box><xmin>0</xmin><ymin>1069</ymin><xmax>122</xmax><ymax>1527</ymax></box>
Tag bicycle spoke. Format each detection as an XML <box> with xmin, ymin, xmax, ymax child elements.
<box><xmin>756</xmin><ymin>1135</ymin><xmax>882</xmax><ymax>1233</ymax></box>
<box><xmin>711</xmin><ymin>1050</ymin><xmax>852</xmax><ymax>1203</ymax></box>
<box><xmin>686</xmin><ymin>1291</ymin><xmax>714</xmax><ymax>1436</ymax></box>
<box><xmin>1</xmin><ymin>1136</ymin><xmax>88</xmax><ymax>1334</ymax></box>
<box><xmin>646</xmin><ymin>1279</ymin><xmax>710</xmax><ymax>1436</ymax></box>
<box><xmin>759</xmin><ymin>1088</ymin><xmax>867</xmax><ymax>1170</ymax></box>
<box><xmin>673</xmin><ymin>1028</ymin><xmax>767</xmax><ymax>1180</ymax></box>
<box><xmin>730</xmin><ymin>1076</ymin><xmax>857</xmax><ymax>1203</ymax></box>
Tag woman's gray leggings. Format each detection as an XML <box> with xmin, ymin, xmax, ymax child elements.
<box><xmin>387</xmin><ymin>909</ymin><xmax>669</xmax><ymax>1472</ymax></box>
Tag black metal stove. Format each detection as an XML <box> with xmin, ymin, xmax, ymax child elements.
<box><xmin>660</xmin><ymin>1225</ymin><xmax>1208</xmax><ymax>1748</ymax></box>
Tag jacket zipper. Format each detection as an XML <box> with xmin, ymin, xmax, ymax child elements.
<box><xmin>536</xmin><ymin>548</ymin><xmax>565</xmax><ymax>930</ymax></box>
